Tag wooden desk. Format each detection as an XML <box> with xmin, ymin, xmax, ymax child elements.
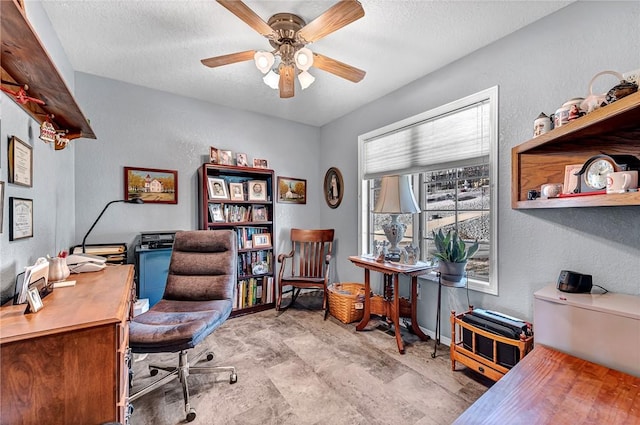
<box><xmin>452</xmin><ymin>345</ymin><xmax>640</xmax><ymax>424</ymax></box>
<box><xmin>0</xmin><ymin>265</ymin><xmax>135</xmax><ymax>425</ymax></box>
<box><xmin>348</xmin><ymin>255</ymin><xmax>432</xmax><ymax>354</ymax></box>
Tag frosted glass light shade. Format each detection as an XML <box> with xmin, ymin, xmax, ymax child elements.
<box><xmin>298</xmin><ymin>71</ymin><xmax>315</xmax><ymax>90</ymax></box>
<box><xmin>263</xmin><ymin>70</ymin><xmax>279</xmax><ymax>89</ymax></box>
<box><xmin>294</xmin><ymin>47</ymin><xmax>314</xmax><ymax>71</ymax></box>
<box><xmin>254</xmin><ymin>51</ymin><xmax>275</xmax><ymax>74</ymax></box>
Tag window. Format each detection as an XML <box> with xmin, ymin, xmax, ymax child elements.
<box><xmin>358</xmin><ymin>87</ymin><xmax>498</xmax><ymax>294</ymax></box>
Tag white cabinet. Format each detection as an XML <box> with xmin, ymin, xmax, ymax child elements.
<box><xmin>534</xmin><ymin>284</ymin><xmax>640</xmax><ymax>377</ymax></box>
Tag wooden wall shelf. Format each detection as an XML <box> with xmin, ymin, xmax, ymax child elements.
<box><xmin>511</xmin><ymin>91</ymin><xmax>640</xmax><ymax>209</ymax></box>
<box><xmin>1</xmin><ymin>0</ymin><xmax>96</xmax><ymax>140</ymax></box>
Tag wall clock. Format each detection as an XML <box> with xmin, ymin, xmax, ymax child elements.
<box><xmin>324</xmin><ymin>167</ymin><xmax>343</xmax><ymax>209</ymax></box>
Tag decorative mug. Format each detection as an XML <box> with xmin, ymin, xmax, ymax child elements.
<box><xmin>606</xmin><ymin>171</ymin><xmax>638</xmax><ymax>194</ymax></box>
<box><xmin>533</xmin><ymin>112</ymin><xmax>551</xmax><ymax>137</ymax></box>
<box><xmin>48</xmin><ymin>257</ymin><xmax>70</xmax><ymax>283</ymax></box>
<box><xmin>540</xmin><ymin>183</ymin><xmax>563</xmax><ymax>199</ymax></box>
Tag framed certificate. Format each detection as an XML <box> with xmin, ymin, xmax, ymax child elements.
<box><xmin>9</xmin><ymin>197</ymin><xmax>33</xmax><ymax>241</ymax></box>
<box><xmin>8</xmin><ymin>136</ymin><xmax>33</xmax><ymax>187</ymax></box>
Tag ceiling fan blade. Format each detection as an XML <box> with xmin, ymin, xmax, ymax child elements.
<box><xmin>312</xmin><ymin>53</ymin><xmax>366</xmax><ymax>83</ymax></box>
<box><xmin>201</xmin><ymin>50</ymin><xmax>256</xmax><ymax>68</ymax></box>
<box><xmin>279</xmin><ymin>65</ymin><xmax>295</xmax><ymax>99</ymax></box>
<box><xmin>297</xmin><ymin>0</ymin><xmax>364</xmax><ymax>44</ymax></box>
<box><xmin>216</xmin><ymin>0</ymin><xmax>277</xmax><ymax>39</ymax></box>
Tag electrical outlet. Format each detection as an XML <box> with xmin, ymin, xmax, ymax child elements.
<box><xmin>622</xmin><ymin>68</ymin><xmax>640</xmax><ymax>85</ymax></box>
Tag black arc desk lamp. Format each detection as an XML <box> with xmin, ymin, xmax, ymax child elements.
<box><xmin>82</xmin><ymin>198</ymin><xmax>144</xmax><ymax>254</ymax></box>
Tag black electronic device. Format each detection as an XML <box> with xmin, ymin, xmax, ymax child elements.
<box><xmin>140</xmin><ymin>231</ymin><xmax>177</xmax><ymax>249</ymax></box>
<box><xmin>557</xmin><ymin>270</ymin><xmax>593</xmax><ymax>293</ymax></box>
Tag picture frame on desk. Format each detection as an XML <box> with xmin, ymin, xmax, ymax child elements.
<box><xmin>25</xmin><ymin>287</ymin><xmax>44</xmax><ymax>313</ymax></box>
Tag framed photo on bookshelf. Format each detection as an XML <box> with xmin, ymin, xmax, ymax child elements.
<box><xmin>251</xmin><ymin>205</ymin><xmax>267</xmax><ymax>222</ymax></box>
<box><xmin>248</xmin><ymin>180</ymin><xmax>267</xmax><ymax>201</ymax></box>
<box><xmin>219</xmin><ymin>150</ymin><xmax>233</xmax><ymax>165</ymax></box>
<box><xmin>208</xmin><ymin>177</ymin><xmax>228</xmax><ymax>199</ymax></box>
<box><xmin>253</xmin><ymin>158</ymin><xmax>268</xmax><ymax>169</ymax></box>
<box><xmin>236</xmin><ymin>153</ymin><xmax>248</xmax><ymax>167</ymax></box>
<box><xmin>277</xmin><ymin>176</ymin><xmax>306</xmax><ymax>204</ymax></box>
<box><xmin>208</xmin><ymin>203</ymin><xmax>225</xmax><ymax>222</ymax></box>
<box><xmin>252</xmin><ymin>233</ymin><xmax>271</xmax><ymax>248</ymax></box>
<box><xmin>229</xmin><ymin>182</ymin><xmax>244</xmax><ymax>200</ymax></box>
<box><xmin>209</xmin><ymin>147</ymin><xmax>219</xmax><ymax>163</ymax></box>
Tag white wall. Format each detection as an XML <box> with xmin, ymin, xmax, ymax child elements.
<box><xmin>320</xmin><ymin>1</ymin><xmax>640</xmax><ymax>335</ymax></box>
<box><xmin>73</xmin><ymin>73</ymin><xmax>322</xmax><ymax>262</ymax></box>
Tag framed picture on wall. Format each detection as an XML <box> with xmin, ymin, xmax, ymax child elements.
<box><xmin>324</xmin><ymin>167</ymin><xmax>344</xmax><ymax>209</ymax></box>
<box><xmin>9</xmin><ymin>197</ymin><xmax>33</xmax><ymax>241</ymax></box>
<box><xmin>277</xmin><ymin>176</ymin><xmax>306</xmax><ymax>204</ymax></box>
<box><xmin>8</xmin><ymin>136</ymin><xmax>33</xmax><ymax>187</ymax></box>
<box><xmin>0</xmin><ymin>181</ymin><xmax>4</xmax><ymax>233</ymax></box>
<box><xmin>124</xmin><ymin>166</ymin><xmax>178</xmax><ymax>204</ymax></box>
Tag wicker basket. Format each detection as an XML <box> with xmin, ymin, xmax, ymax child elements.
<box><xmin>328</xmin><ymin>283</ymin><xmax>365</xmax><ymax>324</ymax></box>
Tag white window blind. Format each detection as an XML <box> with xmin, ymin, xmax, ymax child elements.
<box><xmin>363</xmin><ymin>100</ymin><xmax>490</xmax><ymax>179</ymax></box>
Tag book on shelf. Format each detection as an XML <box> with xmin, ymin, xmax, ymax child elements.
<box><xmin>233</xmin><ymin>276</ymin><xmax>274</xmax><ymax>310</ymax></box>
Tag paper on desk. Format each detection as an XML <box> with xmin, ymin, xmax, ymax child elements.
<box><xmin>18</xmin><ymin>258</ymin><xmax>49</xmax><ymax>304</ymax></box>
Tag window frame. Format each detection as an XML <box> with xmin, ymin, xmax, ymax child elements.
<box><xmin>358</xmin><ymin>86</ymin><xmax>499</xmax><ymax>295</ymax></box>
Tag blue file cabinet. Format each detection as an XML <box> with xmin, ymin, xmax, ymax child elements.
<box><xmin>136</xmin><ymin>247</ymin><xmax>172</xmax><ymax>308</ymax></box>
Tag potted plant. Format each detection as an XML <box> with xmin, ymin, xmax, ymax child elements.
<box><xmin>432</xmin><ymin>229</ymin><xmax>479</xmax><ymax>287</ymax></box>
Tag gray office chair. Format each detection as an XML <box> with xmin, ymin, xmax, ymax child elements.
<box><xmin>129</xmin><ymin>230</ymin><xmax>238</xmax><ymax>422</ymax></box>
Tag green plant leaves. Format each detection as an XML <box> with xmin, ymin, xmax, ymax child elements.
<box><xmin>431</xmin><ymin>229</ymin><xmax>478</xmax><ymax>263</ymax></box>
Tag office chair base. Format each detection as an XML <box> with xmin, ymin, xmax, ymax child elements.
<box><xmin>129</xmin><ymin>349</ymin><xmax>237</xmax><ymax>422</ymax></box>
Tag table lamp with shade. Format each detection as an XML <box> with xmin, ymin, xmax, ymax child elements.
<box><xmin>373</xmin><ymin>175</ymin><xmax>420</xmax><ymax>261</ymax></box>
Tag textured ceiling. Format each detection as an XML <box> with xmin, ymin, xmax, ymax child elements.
<box><xmin>41</xmin><ymin>0</ymin><xmax>573</xmax><ymax>127</ymax></box>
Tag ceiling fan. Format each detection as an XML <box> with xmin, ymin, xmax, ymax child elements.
<box><xmin>201</xmin><ymin>0</ymin><xmax>366</xmax><ymax>99</ymax></box>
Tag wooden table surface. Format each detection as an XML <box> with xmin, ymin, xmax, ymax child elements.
<box><xmin>452</xmin><ymin>345</ymin><xmax>640</xmax><ymax>424</ymax></box>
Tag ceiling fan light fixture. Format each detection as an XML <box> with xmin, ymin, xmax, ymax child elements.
<box><xmin>294</xmin><ymin>47</ymin><xmax>314</xmax><ymax>71</ymax></box>
<box><xmin>298</xmin><ymin>70</ymin><xmax>315</xmax><ymax>90</ymax></box>
<box><xmin>254</xmin><ymin>51</ymin><xmax>275</xmax><ymax>74</ymax></box>
<box><xmin>263</xmin><ymin>69</ymin><xmax>279</xmax><ymax>89</ymax></box>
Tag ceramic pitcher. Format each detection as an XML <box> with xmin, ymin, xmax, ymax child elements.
<box><xmin>48</xmin><ymin>257</ymin><xmax>70</xmax><ymax>282</ymax></box>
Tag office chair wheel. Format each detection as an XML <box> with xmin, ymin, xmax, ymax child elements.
<box><xmin>206</xmin><ymin>352</ymin><xmax>214</xmax><ymax>361</ymax></box>
<box><xmin>186</xmin><ymin>408</ymin><xmax>196</xmax><ymax>422</ymax></box>
<box><xmin>230</xmin><ymin>372</ymin><xmax>238</xmax><ymax>384</ymax></box>
<box><xmin>149</xmin><ymin>368</ymin><xmax>159</xmax><ymax>377</ymax></box>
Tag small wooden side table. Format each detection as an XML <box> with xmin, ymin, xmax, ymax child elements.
<box><xmin>348</xmin><ymin>255</ymin><xmax>433</xmax><ymax>354</ymax></box>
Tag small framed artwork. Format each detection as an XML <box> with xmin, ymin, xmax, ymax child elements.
<box><xmin>0</xmin><ymin>181</ymin><xmax>4</xmax><ymax>233</ymax></box>
<box><xmin>229</xmin><ymin>182</ymin><xmax>244</xmax><ymax>200</ymax></box>
<box><xmin>209</xmin><ymin>147</ymin><xmax>219</xmax><ymax>163</ymax></box>
<box><xmin>207</xmin><ymin>177</ymin><xmax>229</xmax><ymax>199</ymax></box>
<box><xmin>219</xmin><ymin>150</ymin><xmax>233</xmax><ymax>165</ymax></box>
<box><xmin>26</xmin><ymin>286</ymin><xmax>44</xmax><ymax>313</ymax></box>
<box><xmin>324</xmin><ymin>167</ymin><xmax>344</xmax><ymax>209</ymax></box>
<box><xmin>125</xmin><ymin>167</ymin><xmax>178</xmax><ymax>204</ymax></box>
<box><xmin>8</xmin><ymin>136</ymin><xmax>33</xmax><ymax>187</ymax></box>
<box><xmin>563</xmin><ymin>164</ymin><xmax>582</xmax><ymax>194</ymax></box>
<box><xmin>253</xmin><ymin>158</ymin><xmax>268</xmax><ymax>169</ymax></box>
<box><xmin>248</xmin><ymin>180</ymin><xmax>268</xmax><ymax>201</ymax></box>
<box><xmin>236</xmin><ymin>153</ymin><xmax>248</xmax><ymax>167</ymax></box>
<box><xmin>251</xmin><ymin>205</ymin><xmax>268</xmax><ymax>222</ymax></box>
<box><xmin>277</xmin><ymin>176</ymin><xmax>306</xmax><ymax>204</ymax></box>
<box><xmin>9</xmin><ymin>197</ymin><xmax>33</xmax><ymax>241</ymax></box>
<box><xmin>252</xmin><ymin>233</ymin><xmax>272</xmax><ymax>248</ymax></box>
<box><xmin>208</xmin><ymin>203</ymin><xmax>225</xmax><ymax>222</ymax></box>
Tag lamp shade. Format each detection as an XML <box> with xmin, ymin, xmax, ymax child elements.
<box><xmin>298</xmin><ymin>70</ymin><xmax>315</xmax><ymax>90</ymax></box>
<box><xmin>373</xmin><ymin>175</ymin><xmax>419</xmax><ymax>214</ymax></box>
<box><xmin>254</xmin><ymin>51</ymin><xmax>275</xmax><ymax>74</ymax></box>
<box><xmin>294</xmin><ymin>47</ymin><xmax>314</xmax><ymax>71</ymax></box>
<box><xmin>263</xmin><ymin>70</ymin><xmax>279</xmax><ymax>89</ymax></box>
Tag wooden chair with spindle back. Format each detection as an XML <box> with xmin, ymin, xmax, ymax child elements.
<box><xmin>276</xmin><ymin>228</ymin><xmax>335</xmax><ymax>317</ymax></box>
